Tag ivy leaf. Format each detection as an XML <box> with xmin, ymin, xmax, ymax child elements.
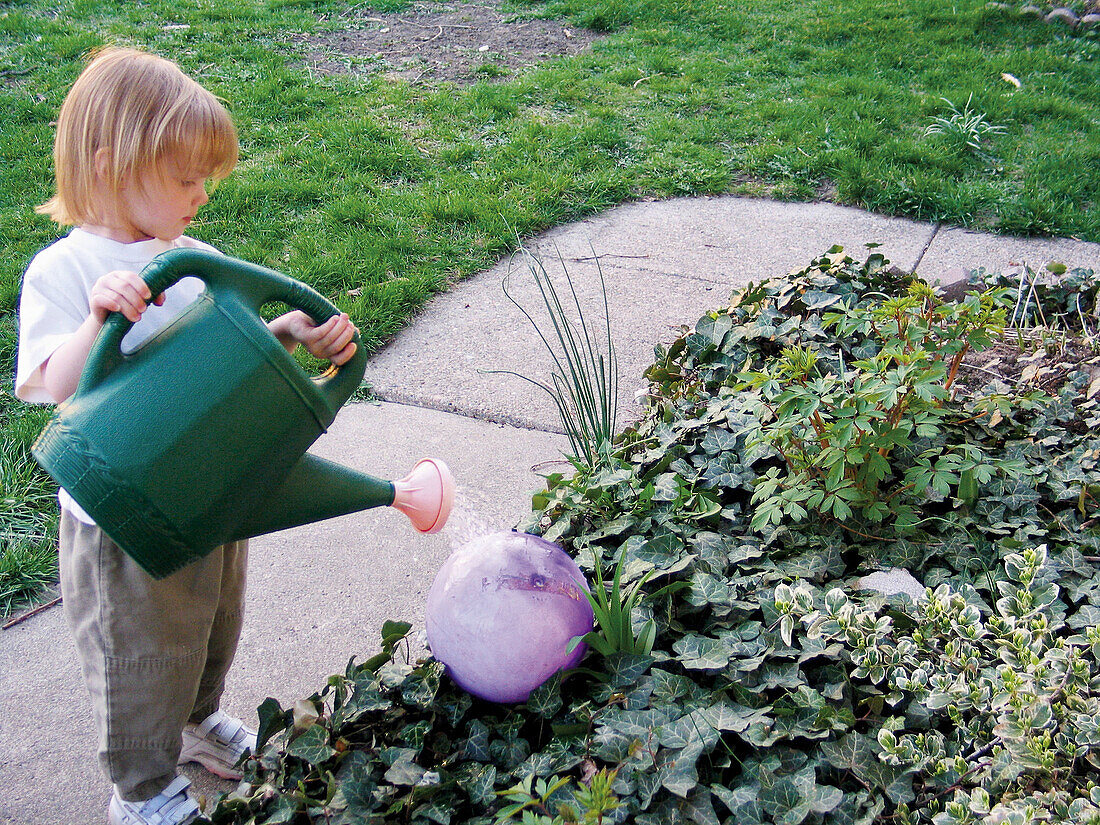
<box><xmin>701</xmin><ymin>453</ymin><xmax>753</xmax><ymax>490</ymax></box>
<box><xmin>634</xmin><ymin>532</ymin><xmax>687</xmax><ymax>565</ymax></box>
<box><xmin>696</xmin><ymin>313</ymin><xmax>734</xmax><ymax>348</ymax></box>
<box><xmin>411</xmin><ymin>801</ymin><xmax>452</xmax><ymax>824</ymax></box>
<box><xmin>526</xmin><ymin>673</ymin><xmax>564</xmax><ymax>717</ymax></box>
<box><xmin>255</xmin><ymin>697</ymin><xmax>291</xmax><ymax>753</ymax></box>
<box><xmin>258</xmin><ymin>795</ymin><xmax>300</xmax><ymax>824</ymax></box>
<box><xmin>701</xmin><ymin>701</ymin><xmax>770</xmax><ymax>733</ymax></box>
<box><xmin>673</xmin><ymin>633</ymin><xmax>733</xmax><ymax>670</ymax></box>
<box><xmin>819</xmin><ymin>732</ymin><xmax>876</xmax><ymax>773</ymax></box>
<box><xmin>660</xmin><ymin>709</ymin><xmax>721</xmax><ymax>750</ymax></box>
<box><xmin>857</xmin><ymin>758</ymin><xmax>915</xmax><ymax>804</ymax></box>
<box><xmin>680</xmin><ymin>786</ymin><xmax>720</xmax><ymax>825</ymax></box>
<box><xmin>702</xmin><ymin>426</ymin><xmax>742</xmax><ymax>455</ymax></box>
<box><xmin>456</xmin><ymin>764</ymin><xmax>497</xmax><ymax>806</ymax></box>
<box><xmin>491</xmin><ymin>736</ymin><xmax>530</xmax><ymax>770</ymax></box>
<box><xmin>811</xmin><ymin>784</ymin><xmax>844</xmax><ymax>814</ymax></box>
<box><xmin>606</xmin><ymin>652</ymin><xmax>656</xmax><ymax>686</ymax></box>
<box><xmin>402</xmin><ymin>660</ymin><xmax>444</xmax><ymax>708</ymax></box>
<box><xmin>335</xmin><ymin>770</ymin><xmax>378</xmax><ymax>817</ymax></box>
<box><xmin>382</xmin><ymin>747</ymin><xmax>425</xmax><ymax>786</ymax></box>
<box><xmin>1068</xmin><ymin>604</ymin><xmax>1100</xmax><ymax>629</ymax></box>
<box><xmin>801</xmin><ymin>290</ymin><xmax>844</xmax><ymax>310</ymax></box>
<box><xmin>464</xmin><ymin>720</ymin><xmax>491</xmax><ymax>761</ymax></box>
<box><xmin>657</xmin><ymin>746</ymin><xmax>700</xmax><ymax>798</ymax></box>
<box><xmin>286</xmin><ymin>724</ymin><xmax>336</xmax><ymax>766</ymax></box>
<box><xmin>711</xmin><ymin>783</ymin><xmax>760</xmax><ymax>815</ymax></box>
<box><xmin>760</xmin><ymin>776</ymin><xmax>812</xmax><ymax>825</ymax></box>
<box><xmin>687</xmin><ymin>571</ymin><xmax>731</xmax><ymax>607</ymax></box>
<box><xmin>599</xmin><ymin>707</ymin><xmax>676</xmax><ymax>740</ymax></box>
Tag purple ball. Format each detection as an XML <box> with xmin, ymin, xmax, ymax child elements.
<box><xmin>425</xmin><ymin>531</ymin><xmax>594</xmax><ymax>703</ymax></box>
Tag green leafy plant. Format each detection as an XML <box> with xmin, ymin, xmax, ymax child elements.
<box><xmin>800</xmin><ymin>545</ymin><xmax>1100</xmax><ymax>824</ymax></box>
<box><xmin>495</xmin><ymin>774</ymin><xmax>572</xmax><ymax>824</ymax></box>
<box><xmin>924</xmin><ymin>94</ymin><xmax>1008</xmax><ymax>155</ymax></box>
<box><xmin>736</xmin><ymin>277</ymin><xmax>1021</xmax><ymax>533</ymax></box>
<box><xmin>495</xmin><ymin>249</ymin><xmax>618</xmax><ymax>469</ymax></box>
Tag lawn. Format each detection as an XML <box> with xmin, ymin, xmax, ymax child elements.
<box><xmin>1</xmin><ymin>0</ymin><xmax>1098</xmax><ymax>609</ymax></box>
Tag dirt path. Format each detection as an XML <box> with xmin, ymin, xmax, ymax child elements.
<box><xmin>299</xmin><ymin>0</ymin><xmax>604</xmax><ymax>84</ymax></box>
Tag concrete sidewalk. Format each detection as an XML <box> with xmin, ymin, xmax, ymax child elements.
<box><xmin>3</xmin><ymin>195</ymin><xmax>1100</xmax><ymax>824</ymax></box>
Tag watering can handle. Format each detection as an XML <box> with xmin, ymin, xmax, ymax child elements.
<box><xmin>80</xmin><ymin>248</ymin><xmax>367</xmax><ymax>409</ymax></box>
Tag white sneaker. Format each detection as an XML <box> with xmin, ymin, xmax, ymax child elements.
<box><xmin>179</xmin><ymin>710</ymin><xmax>256</xmax><ymax>780</ymax></box>
<box><xmin>108</xmin><ymin>776</ymin><xmax>200</xmax><ymax>825</ymax></box>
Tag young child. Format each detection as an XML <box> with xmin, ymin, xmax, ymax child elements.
<box><xmin>15</xmin><ymin>46</ymin><xmax>358</xmax><ymax>825</ymax></box>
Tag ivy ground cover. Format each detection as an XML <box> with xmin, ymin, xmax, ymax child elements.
<box><xmin>211</xmin><ymin>250</ymin><xmax>1100</xmax><ymax>824</ymax></box>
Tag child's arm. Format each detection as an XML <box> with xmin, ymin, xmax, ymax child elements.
<box><xmin>267</xmin><ymin>311</ymin><xmax>358</xmax><ymax>366</ymax></box>
<box><xmin>39</xmin><ymin>270</ymin><xmax>164</xmax><ymax>403</ymax></box>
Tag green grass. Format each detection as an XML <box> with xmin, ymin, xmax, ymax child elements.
<box><xmin>2</xmin><ymin>0</ymin><xmax>1099</xmax><ymax>612</ymax></box>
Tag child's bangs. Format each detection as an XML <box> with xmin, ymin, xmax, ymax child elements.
<box><xmin>163</xmin><ymin>93</ymin><xmax>239</xmax><ymax>180</ymax></box>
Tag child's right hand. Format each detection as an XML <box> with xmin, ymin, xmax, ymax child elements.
<box><xmin>40</xmin><ymin>271</ymin><xmax>167</xmax><ymax>402</ymax></box>
<box><xmin>90</xmin><ymin>270</ymin><xmax>165</xmax><ymax>324</ymax></box>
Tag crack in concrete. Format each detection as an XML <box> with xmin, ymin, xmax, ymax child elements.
<box><xmin>912</xmin><ymin>222</ymin><xmax>942</xmax><ymax>275</ymax></box>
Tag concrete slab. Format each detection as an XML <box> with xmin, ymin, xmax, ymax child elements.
<box><xmin>362</xmin><ymin>195</ymin><xmax>940</xmax><ymax>433</ymax></box>
<box><xmin>0</xmin><ymin>401</ymin><xmax>565</xmax><ymax>825</ymax></box>
<box><xmin>518</xmin><ymin>195</ymin><xmax>939</xmax><ymax>285</ymax></box>
<box><xmin>918</xmin><ymin>226</ymin><xmax>1100</xmax><ymax>287</ymax></box>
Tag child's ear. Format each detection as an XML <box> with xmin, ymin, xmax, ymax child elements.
<box><xmin>93</xmin><ymin>147</ymin><xmax>112</xmax><ymax>182</ymax></box>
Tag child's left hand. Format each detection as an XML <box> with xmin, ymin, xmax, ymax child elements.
<box><xmin>269</xmin><ymin>310</ymin><xmax>358</xmax><ymax>366</ymax></box>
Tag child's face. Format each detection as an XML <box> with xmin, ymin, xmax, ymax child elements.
<box><xmin>115</xmin><ymin>157</ymin><xmax>211</xmax><ymax>243</ymax></box>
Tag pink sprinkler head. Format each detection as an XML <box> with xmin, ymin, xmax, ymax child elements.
<box><xmin>425</xmin><ymin>531</ymin><xmax>594</xmax><ymax>703</ymax></box>
<box><xmin>391</xmin><ymin>458</ymin><xmax>455</xmax><ymax>533</ymax></box>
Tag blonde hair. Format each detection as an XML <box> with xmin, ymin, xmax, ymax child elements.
<box><xmin>37</xmin><ymin>46</ymin><xmax>239</xmax><ymax>226</ymax></box>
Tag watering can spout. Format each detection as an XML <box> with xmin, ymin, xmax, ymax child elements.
<box><xmin>232</xmin><ymin>455</ymin><xmax>455</xmax><ymax>541</ymax></box>
<box><xmin>392</xmin><ymin>458</ymin><xmax>456</xmax><ymax>534</ymax></box>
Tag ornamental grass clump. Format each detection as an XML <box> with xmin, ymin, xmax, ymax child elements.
<box><xmin>495</xmin><ymin>248</ymin><xmax>618</xmax><ymax>471</ymax></box>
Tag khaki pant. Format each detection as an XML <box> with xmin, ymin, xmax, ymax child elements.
<box><xmin>59</xmin><ymin>511</ymin><xmax>248</xmax><ymax>801</ymax></box>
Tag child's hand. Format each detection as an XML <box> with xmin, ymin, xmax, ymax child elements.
<box><xmin>269</xmin><ymin>310</ymin><xmax>359</xmax><ymax>366</ymax></box>
<box><xmin>90</xmin><ymin>270</ymin><xmax>165</xmax><ymax>324</ymax></box>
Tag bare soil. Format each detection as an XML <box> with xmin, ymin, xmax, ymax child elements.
<box><xmin>956</xmin><ymin>338</ymin><xmax>1100</xmax><ymax>405</ymax></box>
<box><xmin>298</xmin><ymin>0</ymin><xmax>605</xmax><ymax>85</ymax></box>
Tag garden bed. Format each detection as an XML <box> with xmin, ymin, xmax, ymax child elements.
<box><xmin>208</xmin><ymin>248</ymin><xmax>1100</xmax><ymax>825</ymax></box>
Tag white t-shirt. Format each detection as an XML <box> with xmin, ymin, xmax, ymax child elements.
<box><xmin>15</xmin><ymin>227</ymin><xmax>217</xmax><ymax>523</ymax></box>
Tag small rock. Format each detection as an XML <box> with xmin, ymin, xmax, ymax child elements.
<box><xmin>1045</xmin><ymin>7</ymin><xmax>1080</xmax><ymax>26</ymax></box>
<box><xmin>1019</xmin><ymin>4</ymin><xmax>1044</xmax><ymax>17</ymax></box>
<box><xmin>1082</xmin><ymin>12</ymin><xmax>1100</xmax><ymax>28</ymax></box>
<box><xmin>858</xmin><ymin>568</ymin><xmax>926</xmax><ymax>602</ymax></box>
<box><xmin>986</xmin><ymin>1</ymin><xmax>1010</xmax><ymax>9</ymax></box>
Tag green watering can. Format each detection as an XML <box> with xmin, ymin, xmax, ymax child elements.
<box><xmin>32</xmin><ymin>248</ymin><xmax>454</xmax><ymax>579</ymax></box>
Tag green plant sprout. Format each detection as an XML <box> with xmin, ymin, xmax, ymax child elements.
<box><xmin>492</xmin><ymin>248</ymin><xmax>618</xmax><ymax>470</ymax></box>
<box><xmin>495</xmin><ymin>774</ymin><xmax>572</xmax><ymax>824</ymax></box>
<box><xmin>1004</xmin><ymin>261</ymin><xmax>1100</xmax><ymax>356</ymax></box>
<box><xmin>494</xmin><ymin>769</ymin><xmax>620</xmax><ymax>825</ymax></box>
<box><xmin>567</xmin><ymin>543</ymin><xmax>684</xmax><ymax>657</ymax></box>
<box><xmin>924</xmin><ymin>93</ymin><xmax>1007</xmax><ymax>155</ymax></box>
